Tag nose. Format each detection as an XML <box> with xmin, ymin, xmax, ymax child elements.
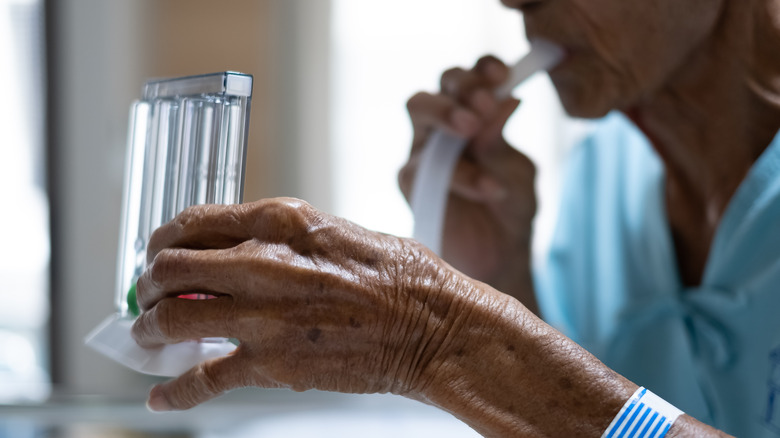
<box><xmin>500</xmin><ymin>0</ymin><xmax>546</xmax><ymax>13</ymax></box>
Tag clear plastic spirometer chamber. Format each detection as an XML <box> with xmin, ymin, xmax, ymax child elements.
<box><xmin>85</xmin><ymin>72</ymin><xmax>252</xmax><ymax>376</ymax></box>
<box><xmin>117</xmin><ymin>71</ymin><xmax>253</xmax><ymax>317</ymax></box>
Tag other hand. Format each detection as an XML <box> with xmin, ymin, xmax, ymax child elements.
<box><xmin>399</xmin><ymin>55</ymin><xmax>538</xmax><ymax>305</ymax></box>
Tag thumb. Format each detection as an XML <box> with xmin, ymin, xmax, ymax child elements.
<box><xmin>146</xmin><ymin>355</ymin><xmax>247</xmax><ymax>412</ymax></box>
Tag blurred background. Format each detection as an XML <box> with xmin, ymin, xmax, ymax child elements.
<box><xmin>0</xmin><ymin>0</ymin><xmax>586</xmax><ymax>436</ymax></box>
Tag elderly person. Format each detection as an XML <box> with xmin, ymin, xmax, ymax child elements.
<box><xmin>132</xmin><ymin>0</ymin><xmax>780</xmax><ymax>436</ymax></box>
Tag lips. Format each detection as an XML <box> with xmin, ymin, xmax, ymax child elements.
<box><xmin>531</xmin><ymin>33</ymin><xmax>588</xmax><ymax>70</ymax></box>
<box><xmin>549</xmin><ymin>47</ymin><xmax>576</xmax><ymax>72</ymax></box>
<box><xmin>526</xmin><ymin>36</ymin><xmax>575</xmax><ymax>72</ymax></box>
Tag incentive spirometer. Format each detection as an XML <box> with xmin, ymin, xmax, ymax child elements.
<box><xmin>85</xmin><ymin>72</ymin><xmax>253</xmax><ymax>377</ymax></box>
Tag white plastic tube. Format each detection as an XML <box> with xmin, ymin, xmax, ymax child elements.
<box><xmin>410</xmin><ymin>39</ymin><xmax>564</xmax><ymax>255</ymax></box>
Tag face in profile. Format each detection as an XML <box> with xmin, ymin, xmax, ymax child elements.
<box><xmin>501</xmin><ymin>0</ymin><xmax>723</xmax><ymax>118</ymax></box>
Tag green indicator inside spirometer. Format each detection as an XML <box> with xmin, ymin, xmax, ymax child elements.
<box><xmin>127</xmin><ymin>282</ymin><xmax>140</xmax><ymax>317</ymax></box>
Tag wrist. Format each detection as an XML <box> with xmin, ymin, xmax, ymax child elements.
<box><xmin>416</xmin><ymin>283</ymin><xmax>636</xmax><ymax>437</ymax></box>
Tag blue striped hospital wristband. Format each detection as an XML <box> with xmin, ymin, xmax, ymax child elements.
<box><xmin>601</xmin><ymin>387</ymin><xmax>684</xmax><ymax>438</ymax></box>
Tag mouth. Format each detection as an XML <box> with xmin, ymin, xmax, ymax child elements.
<box><xmin>526</xmin><ymin>36</ymin><xmax>574</xmax><ymax>71</ymax></box>
<box><xmin>539</xmin><ymin>39</ymin><xmax>581</xmax><ymax>70</ymax></box>
<box><xmin>549</xmin><ymin>47</ymin><xmax>575</xmax><ymax>72</ymax></box>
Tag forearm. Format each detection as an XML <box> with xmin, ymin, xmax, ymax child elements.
<box><xmin>488</xmin><ymin>247</ymin><xmax>539</xmax><ymax>316</ymax></box>
<box><xmin>416</xmin><ymin>280</ymin><xmax>732</xmax><ymax>437</ymax></box>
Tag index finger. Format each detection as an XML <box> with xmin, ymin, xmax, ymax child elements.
<box><xmin>406</xmin><ymin>92</ymin><xmax>482</xmax><ymax>153</ymax></box>
<box><xmin>439</xmin><ymin>55</ymin><xmax>509</xmax><ymax>103</ymax></box>
<box><xmin>473</xmin><ymin>55</ymin><xmax>510</xmax><ymax>88</ymax></box>
<box><xmin>147</xmin><ymin>203</ymin><xmax>252</xmax><ymax>265</ymax></box>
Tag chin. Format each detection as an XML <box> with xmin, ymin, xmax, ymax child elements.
<box><xmin>550</xmin><ymin>72</ymin><xmax>616</xmax><ymax>119</ymax></box>
<box><xmin>554</xmin><ymin>83</ymin><xmax>613</xmax><ymax>119</ymax></box>
<box><xmin>559</xmin><ymin>95</ymin><xmax>613</xmax><ymax>119</ymax></box>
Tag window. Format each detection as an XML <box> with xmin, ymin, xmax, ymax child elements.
<box><xmin>0</xmin><ymin>0</ymin><xmax>50</xmax><ymax>403</ymax></box>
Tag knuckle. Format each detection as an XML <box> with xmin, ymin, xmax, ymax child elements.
<box><xmin>277</xmin><ymin>198</ymin><xmax>312</xmax><ymax>224</ymax></box>
<box><xmin>147</xmin><ymin>205</ymin><xmax>204</xmax><ymax>262</ymax></box>
<box><xmin>474</xmin><ymin>55</ymin><xmax>508</xmax><ymax>83</ymax></box>
<box><xmin>173</xmin><ymin>204</ymin><xmax>203</xmax><ymax>231</ymax></box>
<box><xmin>199</xmin><ymin>362</ymin><xmax>225</xmax><ymax>396</ymax></box>
<box><xmin>152</xmin><ymin>299</ymin><xmax>176</xmax><ymax>339</ymax></box>
<box><xmin>130</xmin><ymin>314</ymin><xmax>149</xmax><ymax>344</ymax></box>
<box><xmin>406</xmin><ymin>91</ymin><xmax>431</xmax><ymax>114</ymax></box>
<box><xmin>441</xmin><ymin>66</ymin><xmax>466</xmax><ymax>80</ymax></box>
<box><xmin>148</xmin><ymin>249</ymin><xmax>176</xmax><ymax>286</ymax></box>
<box><xmin>474</xmin><ymin>54</ymin><xmax>503</xmax><ymax>71</ymax></box>
<box><xmin>255</xmin><ymin>198</ymin><xmax>318</xmax><ymax>242</ymax></box>
<box><xmin>135</xmin><ymin>274</ymin><xmax>154</xmax><ymax>310</ymax></box>
<box><xmin>167</xmin><ymin>381</ymin><xmax>199</xmax><ymax>410</ymax></box>
<box><xmin>440</xmin><ymin>67</ymin><xmax>467</xmax><ymax>95</ymax></box>
<box><xmin>166</xmin><ymin>393</ymin><xmax>191</xmax><ymax>411</ymax></box>
<box><xmin>147</xmin><ymin>227</ymin><xmax>169</xmax><ymax>262</ymax></box>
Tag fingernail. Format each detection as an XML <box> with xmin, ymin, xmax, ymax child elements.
<box><xmin>450</xmin><ymin>108</ymin><xmax>480</xmax><ymax>137</ymax></box>
<box><xmin>146</xmin><ymin>385</ymin><xmax>172</xmax><ymax>412</ymax></box>
<box><xmin>479</xmin><ymin>176</ymin><xmax>508</xmax><ymax>201</ymax></box>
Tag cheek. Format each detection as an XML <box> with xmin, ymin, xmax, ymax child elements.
<box><xmin>545</xmin><ymin>0</ymin><xmax>720</xmax><ymax>117</ymax></box>
<box><xmin>547</xmin><ymin>30</ymin><xmax>640</xmax><ymax>116</ymax></box>
<box><xmin>539</xmin><ymin>0</ymin><xmax>654</xmax><ymax>117</ymax></box>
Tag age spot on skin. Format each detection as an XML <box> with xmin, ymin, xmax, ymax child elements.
<box><xmin>558</xmin><ymin>377</ymin><xmax>573</xmax><ymax>390</ymax></box>
<box><xmin>307</xmin><ymin>328</ymin><xmax>322</xmax><ymax>343</ymax></box>
<box><xmin>506</xmin><ymin>344</ymin><xmax>516</xmax><ymax>352</ymax></box>
<box><xmin>349</xmin><ymin>317</ymin><xmax>362</xmax><ymax>328</ymax></box>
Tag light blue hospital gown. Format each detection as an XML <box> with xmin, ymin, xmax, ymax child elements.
<box><xmin>535</xmin><ymin>113</ymin><xmax>780</xmax><ymax>437</ymax></box>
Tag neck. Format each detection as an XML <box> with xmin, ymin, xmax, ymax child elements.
<box><xmin>625</xmin><ymin>60</ymin><xmax>777</xmax><ymax>221</ymax></box>
<box><xmin>621</xmin><ymin>0</ymin><xmax>780</xmax><ymax>284</ymax></box>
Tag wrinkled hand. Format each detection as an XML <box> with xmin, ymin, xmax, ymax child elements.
<box><xmin>126</xmin><ymin>201</ymin><xmax>725</xmax><ymax>438</ymax></box>
<box><xmin>131</xmin><ymin>198</ymin><xmax>480</xmax><ymax>411</ymax></box>
<box><xmin>398</xmin><ymin>56</ymin><xmax>537</xmax><ymax>301</ymax></box>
